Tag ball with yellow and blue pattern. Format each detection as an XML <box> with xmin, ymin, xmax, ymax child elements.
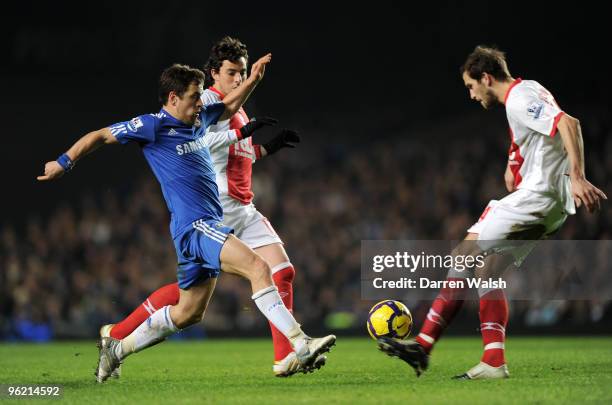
<box><xmin>367</xmin><ymin>300</ymin><xmax>413</xmax><ymax>340</ymax></box>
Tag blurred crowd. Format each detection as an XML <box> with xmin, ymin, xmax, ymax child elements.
<box><xmin>2</xmin><ymin>108</ymin><xmax>611</xmax><ymax>341</ymax></box>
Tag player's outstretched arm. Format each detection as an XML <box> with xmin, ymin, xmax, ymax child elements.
<box><xmin>204</xmin><ymin>117</ymin><xmax>278</xmax><ymax>151</ymax></box>
<box><xmin>557</xmin><ymin>113</ymin><xmax>607</xmax><ymax>212</ymax></box>
<box><xmin>37</xmin><ymin>128</ymin><xmax>118</xmax><ymax>181</ymax></box>
<box><xmin>203</xmin><ymin>129</ymin><xmax>242</xmax><ymax>151</ymax></box>
<box><xmin>219</xmin><ymin>53</ymin><xmax>272</xmax><ymax>121</ymax></box>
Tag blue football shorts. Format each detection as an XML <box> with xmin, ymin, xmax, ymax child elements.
<box><xmin>174</xmin><ymin>219</ymin><xmax>234</xmax><ymax>289</ymax></box>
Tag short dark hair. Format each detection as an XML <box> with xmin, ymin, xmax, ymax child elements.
<box><xmin>461</xmin><ymin>45</ymin><xmax>511</xmax><ymax>81</ymax></box>
<box><xmin>158</xmin><ymin>64</ymin><xmax>205</xmax><ymax>104</ymax></box>
<box><xmin>203</xmin><ymin>36</ymin><xmax>249</xmax><ymax>88</ymax></box>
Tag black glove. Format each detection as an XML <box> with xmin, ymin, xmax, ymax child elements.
<box><xmin>263</xmin><ymin>129</ymin><xmax>300</xmax><ymax>155</ymax></box>
<box><xmin>239</xmin><ymin>117</ymin><xmax>278</xmax><ymax>138</ymax></box>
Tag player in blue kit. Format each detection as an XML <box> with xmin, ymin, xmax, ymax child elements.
<box><xmin>37</xmin><ymin>55</ymin><xmax>336</xmax><ymax>383</ymax></box>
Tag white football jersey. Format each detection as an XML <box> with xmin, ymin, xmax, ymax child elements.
<box><xmin>200</xmin><ymin>88</ymin><xmax>282</xmax><ymax>247</ymax></box>
<box><xmin>201</xmin><ymin>87</ymin><xmax>261</xmax><ymax>206</ymax></box>
<box><xmin>504</xmin><ymin>79</ymin><xmax>575</xmax><ymax>214</ymax></box>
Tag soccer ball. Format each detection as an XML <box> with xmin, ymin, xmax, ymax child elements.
<box><xmin>367</xmin><ymin>300</ymin><xmax>412</xmax><ymax>340</ymax></box>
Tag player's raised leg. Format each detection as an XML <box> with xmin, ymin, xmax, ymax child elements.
<box><xmin>220</xmin><ymin>234</ymin><xmax>335</xmax><ymax>369</ymax></box>
<box><xmin>100</xmin><ymin>221</ymin><xmax>319</xmax><ymax>379</ymax></box>
<box><xmin>96</xmin><ymin>278</ymin><xmax>216</xmax><ymax>383</ymax></box>
<box><xmin>102</xmin><ymin>241</ymin><xmax>323</xmax><ymax>378</ymax></box>
<box><xmin>99</xmin><ymin>282</ymin><xmax>180</xmax><ymax>378</ymax></box>
<box><xmin>378</xmin><ymin>234</ymin><xmax>477</xmax><ymax>376</ymax></box>
<box><xmin>415</xmin><ymin>233</ymin><xmax>478</xmax><ymax>354</ymax></box>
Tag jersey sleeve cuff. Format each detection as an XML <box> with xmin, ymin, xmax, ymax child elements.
<box><xmin>550</xmin><ymin>111</ymin><xmax>565</xmax><ymax>137</ymax></box>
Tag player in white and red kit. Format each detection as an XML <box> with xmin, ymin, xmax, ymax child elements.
<box><xmin>378</xmin><ymin>46</ymin><xmax>607</xmax><ymax>379</ymax></box>
<box><xmin>100</xmin><ymin>37</ymin><xmax>318</xmax><ymax>377</ymax></box>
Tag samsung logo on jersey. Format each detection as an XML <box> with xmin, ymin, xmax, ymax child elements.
<box><xmin>176</xmin><ymin>136</ymin><xmax>207</xmax><ymax>155</ymax></box>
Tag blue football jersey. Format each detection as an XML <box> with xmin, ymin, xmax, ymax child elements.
<box><xmin>109</xmin><ymin>103</ymin><xmax>226</xmax><ymax>238</ymax></box>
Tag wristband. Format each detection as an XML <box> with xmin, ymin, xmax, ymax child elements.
<box><xmin>56</xmin><ymin>153</ymin><xmax>74</xmax><ymax>172</ymax></box>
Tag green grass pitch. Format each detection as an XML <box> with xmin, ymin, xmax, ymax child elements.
<box><xmin>1</xmin><ymin>337</ymin><xmax>611</xmax><ymax>404</ymax></box>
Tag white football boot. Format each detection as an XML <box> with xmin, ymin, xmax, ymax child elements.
<box><xmin>294</xmin><ymin>335</ymin><xmax>336</xmax><ymax>369</ymax></box>
<box><xmin>453</xmin><ymin>362</ymin><xmax>509</xmax><ymax>380</ymax></box>
<box><xmin>99</xmin><ymin>324</ymin><xmax>121</xmax><ymax>378</ymax></box>
<box><xmin>95</xmin><ymin>336</ymin><xmax>123</xmax><ymax>383</ymax></box>
<box><xmin>273</xmin><ymin>351</ymin><xmax>327</xmax><ymax>377</ymax></box>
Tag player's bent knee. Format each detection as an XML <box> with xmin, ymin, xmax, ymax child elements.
<box><xmin>186</xmin><ymin>310</ymin><xmax>206</xmax><ymax>325</ymax></box>
<box><xmin>250</xmin><ymin>256</ymin><xmax>272</xmax><ymax>282</ymax></box>
<box><xmin>172</xmin><ymin>306</ymin><xmax>205</xmax><ymax>328</ymax></box>
<box><xmin>171</xmin><ymin>290</ymin><xmax>211</xmax><ymax>328</ymax></box>
<box><xmin>239</xmin><ymin>251</ymin><xmax>270</xmax><ymax>280</ymax></box>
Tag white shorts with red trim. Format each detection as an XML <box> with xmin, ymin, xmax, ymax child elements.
<box><xmin>221</xmin><ymin>196</ymin><xmax>283</xmax><ymax>250</ymax></box>
<box><xmin>468</xmin><ymin>188</ymin><xmax>567</xmax><ymax>265</ymax></box>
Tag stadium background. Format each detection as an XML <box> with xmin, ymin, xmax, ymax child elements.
<box><xmin>1</xmin><ymin>1</ymin><xmax>611</xmax><ymax>341</ymax></box>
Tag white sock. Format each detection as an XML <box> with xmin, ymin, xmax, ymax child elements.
<box><xmin>117</xmin><ymin>305</ymin><xmax>178</xmax><ymax>360</ymax></box>
<box><xmin>252</xmin><ymin>286</ymin><xmax>306</xmax><ymax>347</ymax></box>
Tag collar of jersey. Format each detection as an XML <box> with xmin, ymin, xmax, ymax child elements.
<box><xmin>159</xmin><ymin>108</ymin><xmax>193</xmax><ymax>128</ymax></box>
<box><xmin>209</xmin><ymin>86</ymin><xmax>225</xmax><ymax>100</ymax></box>
<box><xmin>503</xmin><ymin>78</ymin><xmax>522</xmax><ymax>105</ymax></box>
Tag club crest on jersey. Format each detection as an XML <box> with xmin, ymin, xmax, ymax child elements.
<box><xmin>527</xmin><ymin>101</ymin><xmax>544</xmax><ymax>119</ymax></box>
<box><xmin>127</xmin><ymin>117</ymin><xmax>144</xmax><ymax>131</ymax></box>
